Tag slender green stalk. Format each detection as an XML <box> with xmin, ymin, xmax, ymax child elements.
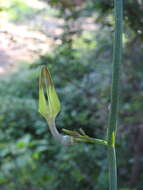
<box><xmin>107</xmin><ymin>0</ymin><xmax>123</xmax><ymax>190</ymax></box>
<box><xmin>108</xmin><ymin>146</ymin><xmax>117</xmax><ymax>190</ymax></box>
<box><xmin>107</xmin><ymin>0</ymin><xmax>123</xmax><ymax>145</ymax></box>
<box><xmin>62</xmin><ymin>129</ymin><xmax>108</xmax><ymax>146</ymax></box>
<box><xmin>75</xmin><ymin>136</ymin><xmax>107</xmax><ymax>145</ymax></box>
<box><xmin>47</xmin><ymin>119</ymin><xmax>74</xmax><ymax>145</ymax></box>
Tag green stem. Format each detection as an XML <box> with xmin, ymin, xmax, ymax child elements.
<box><xmin>107</xmin><ymin>0</ymin><xmax>123</xmax><ymax>145</ymax></box>
<box><xmin>75</xmin><ymin>136</ymin><xmax>107</xmax><ymax>146</ymax></box>
<box><xmin>62</xmin><ymin>129</ymin><xmax>108</xmax><ymax>146</ymax></box>
<box><xmin>108</xmin><ymin>146</ymin><xmax>117</xmax><ymax>190</ymax></box>
<box><xmin>107</xmin><ymin>0</ymin><xmax>123</xmax><ymax>190</ymax></box>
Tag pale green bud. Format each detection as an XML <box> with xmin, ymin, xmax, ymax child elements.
<box><xmin>39</xmin><ymin>66</ymin><xmax>61</xmax><ymax>122</ymax></box>
<box><xmin>39</xmin><ymin>66</ymin><xmax>74</xmax><ymax>146</ymax></box>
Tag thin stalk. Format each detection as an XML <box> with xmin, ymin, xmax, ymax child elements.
<box><xmin>108</xmin><ymin>146</ymin><xmax>117</xmax><ymax>190</ymax></box>
<box><xmin>75</xmin><ymin>136</ymin><xmax>107</xmax><ymax>146</ymax></box>
<box><xmin>47</xmin><ymin>119</ymin><xmax>74</xmax><ymax>145</ymax></box>
<box><xmin>62</xmin><ymin>129</ymin><xmax>108</xmax><ymax>146</ymax></box>
<box><xmin>107</xmin><ymin>0</ymin><xmax>123</xmax><ymax>190</ymax></box>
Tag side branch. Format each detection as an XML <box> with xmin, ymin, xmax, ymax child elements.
<box><xmin>63</xmin><ymin>129</ymin><xmax>107</xmax><ymax>146</ymax></box>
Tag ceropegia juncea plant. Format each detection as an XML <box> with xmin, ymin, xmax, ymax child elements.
<box><xmin>39</xmin><ymin>66</ymin><xmax>107</xmax><ymax>146</ymax></box>
<box><xmin>38</xmin><ymin>0</ymin><xmax>123</xmax><ymax>189</ymax></box>
<box><xmin>39</xmin><ymin>66</ymin><xmax>74</xmax><ymax>145</ymax></box>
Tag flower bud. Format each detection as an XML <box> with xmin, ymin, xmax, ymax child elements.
<box><xmin>39</xmin><ymin>66</ymin><xmax>61</xmax><ymax>122</ymax></box>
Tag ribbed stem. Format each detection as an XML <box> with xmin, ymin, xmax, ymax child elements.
<box><xmin>107</xmin><ymin>0</ymin><xmax>123</xmax><ymax>190</ymax></box>
<box><xmin>107</xmin><ymin>0</ymin><xmax>123</xmax><ymax>145</ymax></box>
<box><xmin>108</xmin><ymin>146</ymin><xmax>117</xmax><ymax>190</ymax></box>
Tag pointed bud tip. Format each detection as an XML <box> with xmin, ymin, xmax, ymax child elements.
<box><xmin>39</xmin><ymin>66</ymin><xmax>61</xmax><ymax>121</ymax></box>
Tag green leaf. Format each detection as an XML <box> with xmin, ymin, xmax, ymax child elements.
<box><xmin>39</xmin><ymin>66</ymin><xmax>61</xmax><ymax>121</ymax></box>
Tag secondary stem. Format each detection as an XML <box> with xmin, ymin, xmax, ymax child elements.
<box><xmin>47</xmin><ymin>119</ymin><xmax>74</xmax><ymax>145</ymax></box>
<box><xmin>107</xmin><ymin>0</ymin><xmax>123</xmax><ymax>190</ymax></box>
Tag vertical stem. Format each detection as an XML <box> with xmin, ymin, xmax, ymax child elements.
<box><xmin>108</xmin><ymin>0</ymin><xmax>123</xmax><ymax>145</ymax></box>
<box><xmin>107</xmin><ymin>0</ymin><xmax>123</xmax><ymax>190</ymax></box>
<box><xmin>108</xmin><ymin>146</ymin><xmax>117</xmax><ymax>190</ymax></box>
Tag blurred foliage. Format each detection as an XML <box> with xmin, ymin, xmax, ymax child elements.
<box><xmin>0</xmin><ymin>0</ymin><xmax>143</xmax><ymax>190</ymax></box>
<box><xmin>42</xmin><ymin>0</ymin><xmax>143</xmax><ymax>36</ymax></box>
<box><xmin>0</xmin><ymin>0</ymin><xmax>47</xmax><ymax>22</ymax></box>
